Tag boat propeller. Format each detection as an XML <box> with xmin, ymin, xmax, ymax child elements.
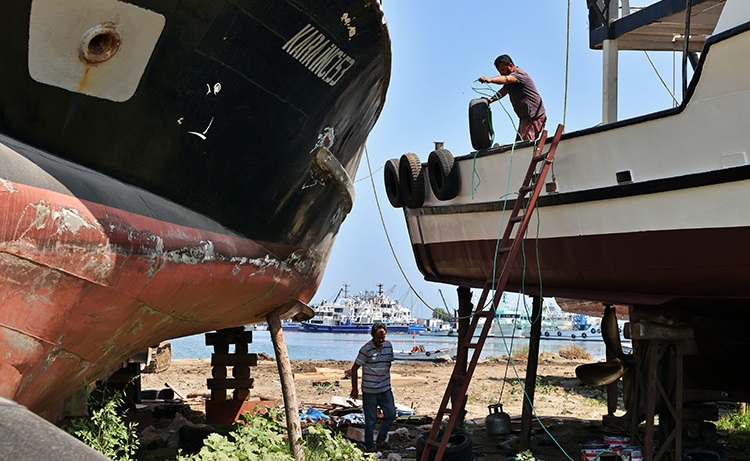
<box><xmin>575</xmin><ymin>306</ymin><xmax>633</xmax><ymax>394</ymax></box>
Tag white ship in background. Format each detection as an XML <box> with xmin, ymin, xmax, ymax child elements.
<box><xmin>292</xmin><ymin>284</ymin><xmax>423</xmax><ymax>334</ymax></box>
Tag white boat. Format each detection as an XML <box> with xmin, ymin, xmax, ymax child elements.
<box><xmin>419</xmin><ymin>319</ymin><xmax>454</xmax><ymax>336</ymax></box>
<box><xmin>386</xmin><ymin>0</ymin><xmax>748</xmax><ymax>308</ymax></box>
<box><xmin>488</xmin><ymin>309</ymin><xmax>530</xmax><ymax>338</ymax></box>
<box><xmin>385</xmin><ymin>0</ymin><xmax>750</xmax><ymax>409</ymax></box>
<box><xmin>393</xmin><ymin>345</ymin><xmax>457</xmax><ymax>362</ymax></box>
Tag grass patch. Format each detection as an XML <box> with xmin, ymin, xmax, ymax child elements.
<box><xmin>717</xmin><ymin>407</ymin><xmax>750</xmax><ymax>447</ymax></box>
<box><xmin>558</xmin><ymin>344</ymin><xmax>592</xmax><ymax>360</ymax></box>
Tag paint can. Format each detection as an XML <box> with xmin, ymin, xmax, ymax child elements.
<box><xmin>603</xmin><ymin>435</ymin><xmax>630</xmax><ymax>451</ymax></box>
<box><xmin>619</xmin><ymin>446</ymin><xmax>643</xmax><ymax>461</ymax></box>
<box><xmin>581</xmin><ymin>442</ymin><xmax>609</xmax><ymax>461</ymax></box>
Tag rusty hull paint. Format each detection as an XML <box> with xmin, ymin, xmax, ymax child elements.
<box><xmin>0</xmin><ymin>180</ymin><xmax>319</xmax><ymax>413</ymax></box>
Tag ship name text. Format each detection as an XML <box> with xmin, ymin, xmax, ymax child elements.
<box><xmin>283</xmin><ymin>24</ymin><xmax>355</xmax><ymax>87</ymax></box>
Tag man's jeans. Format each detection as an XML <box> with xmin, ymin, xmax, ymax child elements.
<box><xmin>362</xmin><ymin>389</ymin><xmax>396</xmax><ymax>450</ymax></box>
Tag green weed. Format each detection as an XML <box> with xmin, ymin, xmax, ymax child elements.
<box><xmin>62</xmin><ymin>390</ymin><xmax>140</xmax><ymax>461</ymax></box>
<box><xmin>177</xmin><ymin>407</ymin><xmax>374</xmax><ymax>461</ymax></box>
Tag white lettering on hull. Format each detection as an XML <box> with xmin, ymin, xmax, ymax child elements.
<box><xmin>282</xmin><ymin>24</ymin><xmax>355</xmax><ymax>87</ymax></box>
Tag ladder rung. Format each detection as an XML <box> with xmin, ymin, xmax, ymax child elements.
<box><xmin>466</xmin><ymin>341</ymin><xmax>480</xmax><ymax>348</ymax></box>
<box><xmin>496</xmin><ymin>246</ymin><xmax>511</xmax><ymax>254</ymax></box>
<box><xmin>531</xmin><ymin>152</ymin><xmax>549</xmax><ymax>163</ymax></box>
<box><xmin>509</xmin><ymin>215</ymin><xmax>523</xmax><ymax>224</ymax></box>
<box><xmin>474</xmin><ymin>310</ymin><xmax>493</xmax><ymax>318</ymax></box>
<box><xmin>519</xmin><ymin>185</ymin><xmax>535</xmax><ymax>194</ymax></box>
<box><xmin>426</xmin><ymin>439</ymin><xmax>441</xmax><ymax>447</ymax></box>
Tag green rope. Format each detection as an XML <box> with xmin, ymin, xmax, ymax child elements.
<box><xmin>563</xmin><ymin>0</ymin><xmax>571</xmax><ymax>128</ymax></box>
<box><xmin>644</xmin><ymin>50</ymin><xmax>680</xmax><ymax>105</ymax></box>
<box><xmin>471</xmin><ymin>77</ymin><xmax>574</xmax><ymax>461</ymax></box>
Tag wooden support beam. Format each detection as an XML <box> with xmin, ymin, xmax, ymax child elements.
<box><xmin>452</xmin><ymin>286</ymin><xmax>473</xmax><ymax>427</ymax></box>
<box><xmin>520</xmin><ymin>296</ymin><xmax>543</xmax><ymax>449</ymax></box>
<box><xmin>267</xmin><ymin>310</ymin><xmax>305</xmax><ymax>461</ymax></box>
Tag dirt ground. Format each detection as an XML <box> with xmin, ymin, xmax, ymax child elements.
<box><xmin>140</xmin><ymin>354</ymin><xmax>745</xmax><ymax>460</ymax></box>
<box><xmin>142</xmin><ymin>354</ymin><xmax>609</xmax><ymax>423</ymax></box>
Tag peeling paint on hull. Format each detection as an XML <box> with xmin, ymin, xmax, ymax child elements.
<box><xmin>0</xmin><ymin>181</ymin><xmax>316</xmax><ymax>413</ymax></box>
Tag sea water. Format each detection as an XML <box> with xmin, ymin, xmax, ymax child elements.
<box><xmin>169</xmin><ymin>331</ymin><xmax>610</xmax><ymax>362</ymax></box>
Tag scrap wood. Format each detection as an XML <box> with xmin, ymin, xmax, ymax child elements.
<box><xmin>330</xmin><ymin>406</ymin><xmax>363</xmax><ymax>417</ymax></box>
<box><xmin>330</xmin><ymin>395</ymin><xmax>361</xmax><ymax>408</ymax></box>
<box><xmin>395</xmin><ymin>414</ymin><xmax>432</xmax><ymax>424</ymax></box>
<box><xmin>294</xmin><ymin>367</ymin><xmax>344</xmax><ymax>381</ymax></box>
<box><xmin>164</xmin><ymin>382</ymin><xmax>187</xmax><ymax>400</ymax></box>
<box><xmin>330</xmin><ymin>396</ymin><xmax>414</xmax><ymax>415</ymax></box>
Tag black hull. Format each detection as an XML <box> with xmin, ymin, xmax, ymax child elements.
<box><xmin>0</xmin><ymin>0</ymin><xmax>390</xmax><ymax>413</ymax></box>
<box><xmin>0</xmin><ymin>0</ymin><xmax>390</xmax><ymax>248</ymax></box>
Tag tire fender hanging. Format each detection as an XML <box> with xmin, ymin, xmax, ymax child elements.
<box><xmin>384</xmin><ymin>158</ymin><xmax>403</xmax><ymax>208</ymax></box>
<box><xmin>399</xmin><ymin>153</ymin><xmax>425</xmax><ymax>208</ymax></box>
<box><xmin>469</xmin><ymin>98</ymin><xmax>494</xmax><ymax>150</ymax></box>
<box><xmin>428</xmin><ymin>148</ymin><xmax>460</xmax><ymax>201</ymax></box>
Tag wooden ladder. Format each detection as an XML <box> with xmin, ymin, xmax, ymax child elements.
<box><xmin>419</xmin><ymin>124</ymin><xmax>564</xmax><ymax>461</ymax></box>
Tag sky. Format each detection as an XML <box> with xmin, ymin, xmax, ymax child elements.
<box><xmin>310</xmin><ymin>1</ymin><xmax>689</xmax><ymax>319</ymax></box>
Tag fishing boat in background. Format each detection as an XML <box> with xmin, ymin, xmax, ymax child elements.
<box><xmin>0</xmin><ymin>0</ymin><xmax>390</xmax><ymax>416</ymax></box>
<box><xmin>419</xmin><ymin>319</ymin><xmax>454</xmax><ymax>336</ymax></box>
<box><xmin>393</xmin><ymin>345</ymin><xmax>457</xmax><ymax>362</ymax></box>
<box><xmin>386</xmin><ymin>0</ymin><xmax>750</xmax><ymax>413</ymax></box>
<box><xmin>298</xmin><ymin>284</ymin><xmax>424</xmax><ymax>334</ymax></box>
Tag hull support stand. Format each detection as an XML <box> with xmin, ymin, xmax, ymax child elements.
<box><xmin>519</xmin><ymin>296</ymin><xmax>543</xmax><ymax>449</ymax></box>
<box><xmin>627</xmin><ymin>321</ymin><xmax>693</xmax><ymax>461</ymax></box>
<box><xmin>268</xmin><ymin>310</ymin><xmax>305</xmax><ymax>461</ymax></box>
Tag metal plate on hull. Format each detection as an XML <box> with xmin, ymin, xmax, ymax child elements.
<box><xmin>29</xmin><ymin>0</ymin><xmax>165</xmax><ymax>101</ymax></box>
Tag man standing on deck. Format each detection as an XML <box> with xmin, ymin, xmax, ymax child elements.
<box><xmin>479</xmin><ymin>54</ymin><xmax>546</xmax><ymax>141</ymax></box>
<box><xmin>350</xmin><ymin>322</ymin><xmax>396</xmax><ymax>452</ymax></box>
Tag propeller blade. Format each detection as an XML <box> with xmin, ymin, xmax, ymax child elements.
<box><xmin>575</xmin><ymin>361</ymin><xmax>626</xmax><ymax>386</ymax></box>
<box><xmin>602</xmin><ymin>306</ymin><xmax>626</xmax><ymax>361</ymax></box>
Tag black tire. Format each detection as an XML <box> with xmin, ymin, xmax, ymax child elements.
<box><xmin>469</xmin><ymin>98</ymin><xmax>493</xmax><ymax>150</ymax></box>
<box><xmin>544</xmin><ymin>331</ymin><xmax>549</xmax><ymax>337</ymax></box>
<box><xmin>591</xmin><ymin>328</ymin><xmax>597</xmax><ymax>334</ymax></box>
<box><xmin>557</xmin><ymin>331</ymin><xmax>562</xmax><ymax>337</ymax></box>
<box><xmin>384</xmin><ymin>158</ymin><xmax>403</xmax><ymax>208</ymax></box>
<box><xmin>416</xmin><ymin>428</ymin><xmax>472</xmax><ymax>461</ymax></box>
<box><xmin>427</xmin><ymin>148</ymin><xmax>459</xmax><ymax>200</ymax></box>
<box><xmin>425</xmin><ymin>351</ymin><xmax>431</xmax><ymax>357</ymax></box>
<box><xmin>571</xmin><ymin>334</ymin><xmax>576</xmax><ymax>339</ymax></box>
<box><xmin>582</xmin><ymin>333</ymin><xmax>587</xmax><ymax>339</ymax></box>
<box><xmin>399</xmin><ymin>153</ymin><xmax>425</xmax><ymax>208</ymax></box>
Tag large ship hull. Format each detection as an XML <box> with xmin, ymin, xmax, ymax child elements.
<box><xmin>0</xmin><ymin>0</ymin><xmax>390</xmax><ymax>415</ymax></box>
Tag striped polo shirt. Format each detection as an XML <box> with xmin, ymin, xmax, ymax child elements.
<box><xmin>355</xmin><ymin>339</ymin><xmax>393</xmax><ymax>394</ymax></box>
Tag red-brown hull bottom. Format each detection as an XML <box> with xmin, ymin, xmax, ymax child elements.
<box><xmin>414</xmin><ymin>227</ymin><xmax>750</xmax><ymax>306</ymax></box>
<box><xmin>413</xmin><ymin>229</ymin><xmax>750</xmax><ymax>400</ymax></box>
<box><xmin>0</xmin><ymin>182</ymin><xmax>319</xmax><ymax>414</ymax></box>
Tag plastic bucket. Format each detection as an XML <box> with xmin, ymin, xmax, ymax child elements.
<box><xmin>581</xmin><ymin>442</ymin><xmax>609</xmax><ymax>461</ymax></box>
<box><xmin>620</xmin><ymin>446</ymin><xmax>643</xmax><ymax>461</ymax></box>
<box><xmin>603</xmin><ymin>435</ymin><xmax>630</xmax><ymax>451</ymax></box>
